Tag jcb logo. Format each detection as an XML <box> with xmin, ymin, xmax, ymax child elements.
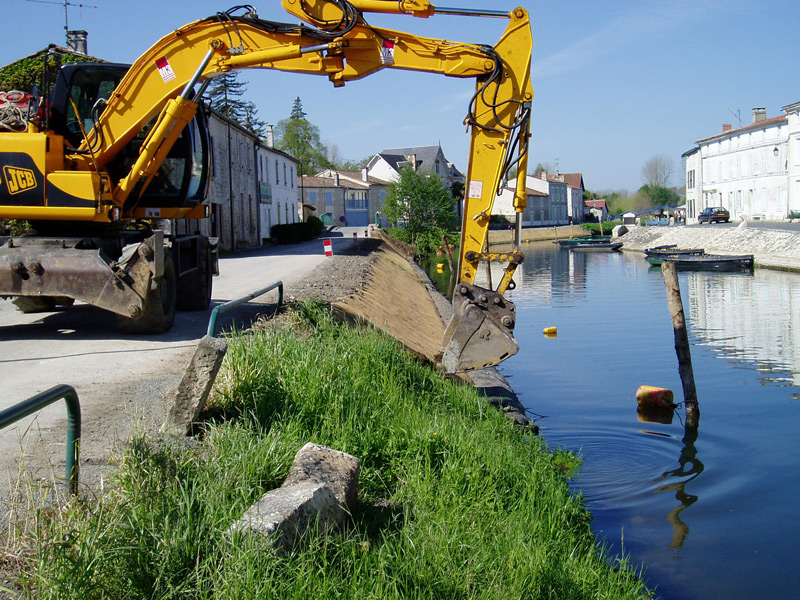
<box><xmin>2</xmin><ymin>165</ymin><xmax>37</xmax><ymax>195</ymax></box>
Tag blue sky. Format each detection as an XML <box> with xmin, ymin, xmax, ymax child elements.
<box><xmin>2</xmin><ymin>0</ymin><xmax>798</xmax><ymax>192</ymax></box>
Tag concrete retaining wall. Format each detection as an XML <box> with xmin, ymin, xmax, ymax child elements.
<box><xmin>489</xmin><ymin>225</ymin><xmax>590</xmax><ymax>245</ymax></box>
<box><xmin>618</xmin><ymin>225</ymin><xmax>800</xmax><ymax>272</ymax></box>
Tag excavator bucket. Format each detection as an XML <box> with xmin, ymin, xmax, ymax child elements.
<box><xmin>440</xmin><ymin>282</ymin><xmax>519</xmax><ymax>373</ymax></box>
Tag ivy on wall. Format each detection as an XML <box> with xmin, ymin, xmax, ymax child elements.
<box><xmin>0</xmin><ymin>47</ymin><xmax>98</xmax><ymax>94</ymax></box>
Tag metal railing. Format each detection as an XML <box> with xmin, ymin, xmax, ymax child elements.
<box><xmin>207</xmin><ymin>280</ymin><xmax>284</xmax><ymax>337</ymax></box>
<box><xmin>0</xmin><ymin>384</ymin><xmax>81</xmax><ymax>495</ymax></box>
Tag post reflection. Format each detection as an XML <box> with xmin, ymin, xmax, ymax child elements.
<box><xmin>654</xmin><ymin>424</ymin><xmax>704</xmax><ymax>549</ymax></box>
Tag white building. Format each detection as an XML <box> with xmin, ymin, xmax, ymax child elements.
<box><xmin>366</xmin><ymin>145</ymin><xmax>464</xmax><ymax>189</ymax></box>
<box><xmin>493</xmin><ymin>174</ymin><xmax>570</xmax><ymax>227</ymax></box>
<box><xmin>684</xmin><ymin>105</ymin><xmax>798</xmax><ymax>223</ymax></box>
<box><xmin>256</xmin><ymin>126</ymin><xmax>300</xmax><ymax>242</ymax></box>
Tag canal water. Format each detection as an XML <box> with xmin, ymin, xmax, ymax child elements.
<box><xmin>491</xmin><ymin>241</ymin><xmax>800</xmax><ymax>600</ymax></box>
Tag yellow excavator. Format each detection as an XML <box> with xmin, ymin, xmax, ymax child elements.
<box><xmin>0</xmin><ymin>0</ymin><xmax>532</xmax><ymax>372</ymax></box>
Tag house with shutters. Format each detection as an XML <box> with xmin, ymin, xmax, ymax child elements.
<box><xmin>298</xmin><ymin>170</ymin><xmax>385</xmax><ymax>228</ymax></box>
<box><xmin>179</xmin><ymin>114</ymin><xmax>299</xmax><ymax>249</ymax></box>
<box><xmin>300</xmin><ymin>145</ymin><xmax>464</xmax><ymax>228</ymax></box>
<box><xmin>493</xmin><ymin>172</ymin><xmax>580</xmax><ymax>226</ymax></box>
<box><xmin>683</xmin><ymin>104</ymin><xmax>800</xmax><ymax>223</ymax></box>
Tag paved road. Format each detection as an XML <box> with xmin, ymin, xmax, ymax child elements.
<box><xmin>0</xmin><ymin>227</ymin><xmax>360</xmax><ymax>492</ymax></box>
<box><xmin>686</xmin><ymin>219</ymin><xmax>800</xmax><ymax>232</ymax></box>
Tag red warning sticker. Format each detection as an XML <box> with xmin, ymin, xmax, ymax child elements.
<box><xmin>155</xmin><ymin>56</ymin><xmax>176</xmax><ymax>83</ymax></box>
<box><xmin>380</xmin><ymin>40</ymin><xmax>395</xmax><ymax>65</ymax></box>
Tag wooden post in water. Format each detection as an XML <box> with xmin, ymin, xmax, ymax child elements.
<box><xmin>661</xmin><ymin>262</ymin><xmax>699</xmax><ymax>427</ymax></box>
<box><xmin>442</xmin><ymin>234</ymin><xmax>455</xmax><ymax>298</ymax></box>
<box><xmin>483</xmin><ymin>238</ymin><xmax>493</xmax><ymax>291</ymax></box>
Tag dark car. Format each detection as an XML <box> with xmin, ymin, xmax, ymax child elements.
<box><xmin>698</xmin><ymin>207</ymin><xmax>730</xmax><ymax>224</ymax></box>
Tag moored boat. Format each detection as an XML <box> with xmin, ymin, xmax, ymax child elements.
<box><xmin>570</xmin><ymin>241</ymin><xmax>623</xmax><ymax>251</ymax></box>
<box><xmin>555</xmin><ymin>236</ymin><xmax>611</xmax><ymax>247</ymax></box>
<box><xmin>644</xmin><ymin>247</ymin><xmax>705</xmax><ymax>264</ymax></box>
<box><xmin>656</xmin><ymin>253</ymin><xmax>754</xmax><ymax>271</ymax></box>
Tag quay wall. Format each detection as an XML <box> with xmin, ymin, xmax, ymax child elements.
<box><xmin>615</xmin><ymin>225</ymin><xmax>800</xmax><ymax>272</ymax></box>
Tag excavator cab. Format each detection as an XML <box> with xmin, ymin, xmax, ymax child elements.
<box><xmin>48</xmin><ymin>62</ymin><xmax>210</xmax><ymax>211</ymax></box>
<box><xmin>49</xmin><ymin>63</ymin><xmax>129</xmax><ymax>148</ymax></box>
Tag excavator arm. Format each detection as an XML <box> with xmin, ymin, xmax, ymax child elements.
<box><xmin>69</xmin><ymin>2</ymin><xmax>533</xmax><ymax>370</ymax></box>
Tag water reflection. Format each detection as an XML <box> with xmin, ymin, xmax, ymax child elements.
<box><xmin>683</xmin><ymin>269</ymin><xmax>800</xmax><ymax>388</ymax></box>
<box><xmin>501</xmin><ymin>241</ymin><xmax>800</xmax><ymax>600</ymax></box>
<box><xmin>653</xmin><ymin>424</ymin><xmax>704</xmax><ymax>549</ymax></box>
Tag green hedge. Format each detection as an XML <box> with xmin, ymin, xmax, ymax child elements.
<box><xmin>271</xmin><ymin>218</ymin><xmax>322</xmax><ymax>244</ymax></box>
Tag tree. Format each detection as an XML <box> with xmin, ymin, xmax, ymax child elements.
<box><xmin>206</xmin><ymin>72</ymin><xmax>266</xmax><ymax>137</ymax></box>
<box><xmin>531</xmin><ymin>162</ymin><xmax>556</xmax><ymax>177</ymax></box>
<box><xmin>383</xmin><ymin>166</ymin><xmax>456</xmax><ymax>247</ymax></box>
<box><xmin>206</xmin><ymin>72</ymin><xmax>248</xmax><ymax>121</ymax></box>
<box><xmin>635</xmin><ymin>184</ymin><xmax>681</xmax><ymax>209</ymax></box>
<box><xmin>274</xmin><ymin>97</ymin><xmax>330</xmax><ymax>175</ymax></box>
<box><xmin>242</xmin><ymin>100</ymin><xmax>267</xmax><ymax>139</ymax></box>
<box><xmin>324</xmin><ymin>143</ymin><xmax>369</xmax><ymax>171</ymax></box>
<box><xmin>641</xmin><ymin>154</ymin><xmax>675</xmax><ymax>188</ymax></box>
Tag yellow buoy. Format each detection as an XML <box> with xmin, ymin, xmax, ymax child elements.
<box><xmin>543</xmin><ymin>326</ymin><xmax>557</xmax><ymax>337</ymax></box>
<box><xmin>635</xmin><ymin>385</ymin><xmax>675</xmax><ymax>408</ymax></box>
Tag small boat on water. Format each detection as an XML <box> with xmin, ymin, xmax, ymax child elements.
<box><xmin>654</xmin><ymin>253</ymin><xmax>754</xmax><ymax>272</ymax></box>
<box><xmin>570</xmin><ymin>241</ymin><xmax>623</xmax><ymax>252</ymax></box>
<box><xmin>555</xmin><ymin>236</ymin><xmax>611</xmax><ymax>247</ymax></box>
<box><xmin>644</xmin><ymin>247</ymin><xmax>705</xmax><ymax>264</ymax></box>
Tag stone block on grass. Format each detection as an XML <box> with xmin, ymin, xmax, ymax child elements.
<box><xmin>228</xmin><ymin>481</ymin><xmax>345</xmax><ymax>551</ymax></box>
<box><xmin>163</xmin><ymin>335</ymin><xmax>227</xmax><ymax>436</ymax></box>
<box><xmin>283</xmin><ymin>442</ymin><xmax>361</xmax><ymax>509</ymax></box>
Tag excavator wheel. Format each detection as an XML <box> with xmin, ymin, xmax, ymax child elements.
<box><xmin>117</xmin><ymin>255</ymin><xmax>177</xmax><ymax>333</ymax></box>
<box><xmin>176</xmin><ymin>238</ymin><xmax>212</xmax><ymax>311</ymax></box>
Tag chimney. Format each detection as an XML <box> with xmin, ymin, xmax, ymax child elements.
<box><xmin>408</xmin><ymin>154</ymin><xmax>416</xmax><ymax>171</ymax></box>
<box><xmin>722</xmin><ymin>123</ymin><xmax>732</xmax><ymax>133</ymax></box>
<box><xmin>66</xmin><ymin>30</ymin><xmax>88</xmax><ymax>55</ymax></box>
<box><xmin>362</xmin><ymin>166</ymin><xmax>369</xmax><ymax>182</ymax></box>
<box><xmin>752</xmin><ymin>108</ymin><xmax>767</xmax><ymax>124</ymax></box>
<box><xmin>266</xmin><ymin>124</ymin><xmax>274</xmax><ymax>148</ymax></box>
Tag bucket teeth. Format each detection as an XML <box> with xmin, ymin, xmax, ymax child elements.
<box><xmin>440</xmin><ymin>282</ymin><xmax>519</xmax><ymax>373</ymax></box>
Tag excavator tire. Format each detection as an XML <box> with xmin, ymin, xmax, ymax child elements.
<box><xmin>176</xmin><ymin>238</ymin><xmax>212</xmax><ymax>311</ymax></box>
<box><xmin>117</xmin><ymin>255</ymin><xmax>177</xmax><ymax>333</ymax></box>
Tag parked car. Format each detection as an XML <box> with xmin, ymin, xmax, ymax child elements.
<box><xmin>698</xmin><ymin>207</ymin><xmax>730</xmax><ymax>224</ymax></box>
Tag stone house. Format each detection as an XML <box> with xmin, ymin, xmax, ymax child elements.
<box><xmin>298</xmin><ymin>172</ymin><xmax>372</xmax><ymax>228</ymax></box>
<box><xmin>178</xmin><ymin>114</ymin><xmax>299</xmax><ymax>250</ymax></box>
<box><xmin>584</xmin><ymin>199</ymin><xmax>608</xmax><ymax>222</ymax></box>
<box><xmin>683</xmin><ymin>103</ymin><xmax>800</xmax><ymax>223</ymax></box>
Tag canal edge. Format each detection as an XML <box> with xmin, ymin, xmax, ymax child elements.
<box><xmin>406</xmin><ymin>258</ymin><xmax>536</xmax><ymax>431</ymax></box>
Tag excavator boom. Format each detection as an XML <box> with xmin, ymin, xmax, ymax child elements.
<box><xmin>0</xmin><ymin>2</ymin><xmax>532</xmax><ymax>367</ymax></box>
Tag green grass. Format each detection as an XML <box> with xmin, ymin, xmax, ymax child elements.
<box><xmin>20</xmin><ymin>300</ymin><xmax>652</xmax><ymax>599</ymax></box>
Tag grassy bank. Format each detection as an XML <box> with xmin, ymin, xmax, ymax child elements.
<box><xmin>14</xmin><ymin>302</ymin><xmax>651</xmax><ymax>599</ymax></box>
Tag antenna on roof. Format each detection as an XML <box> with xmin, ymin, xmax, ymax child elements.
<box><xmin>27</xmin><ymin>0</ymin><xmax>97</xmax><ymax>40</ymax></box>
<box><xmin>728</xmin><ymin>108</ymin><xmax>742</xmax><ymax>128</ymax></box>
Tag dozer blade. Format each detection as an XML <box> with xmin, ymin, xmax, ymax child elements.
<box><xmin>440</xmin><ymin>282</ymin><xmax>519</xmax><ymax>374</ymax></box>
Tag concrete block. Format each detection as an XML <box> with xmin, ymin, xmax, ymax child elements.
<box><xmin>228</xmin><ymin>481</ymin><xmax>346</xmax><ymax>551</ymax></box>
<box><xmin>163</xmin><ymin>335</ymin><xmax>228</xmax><ymax>436</ymax></box>
<box><xmin>283</xmin><ymin>443</ymin><xmax>360</xmax><ymax>509</ymax></box>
